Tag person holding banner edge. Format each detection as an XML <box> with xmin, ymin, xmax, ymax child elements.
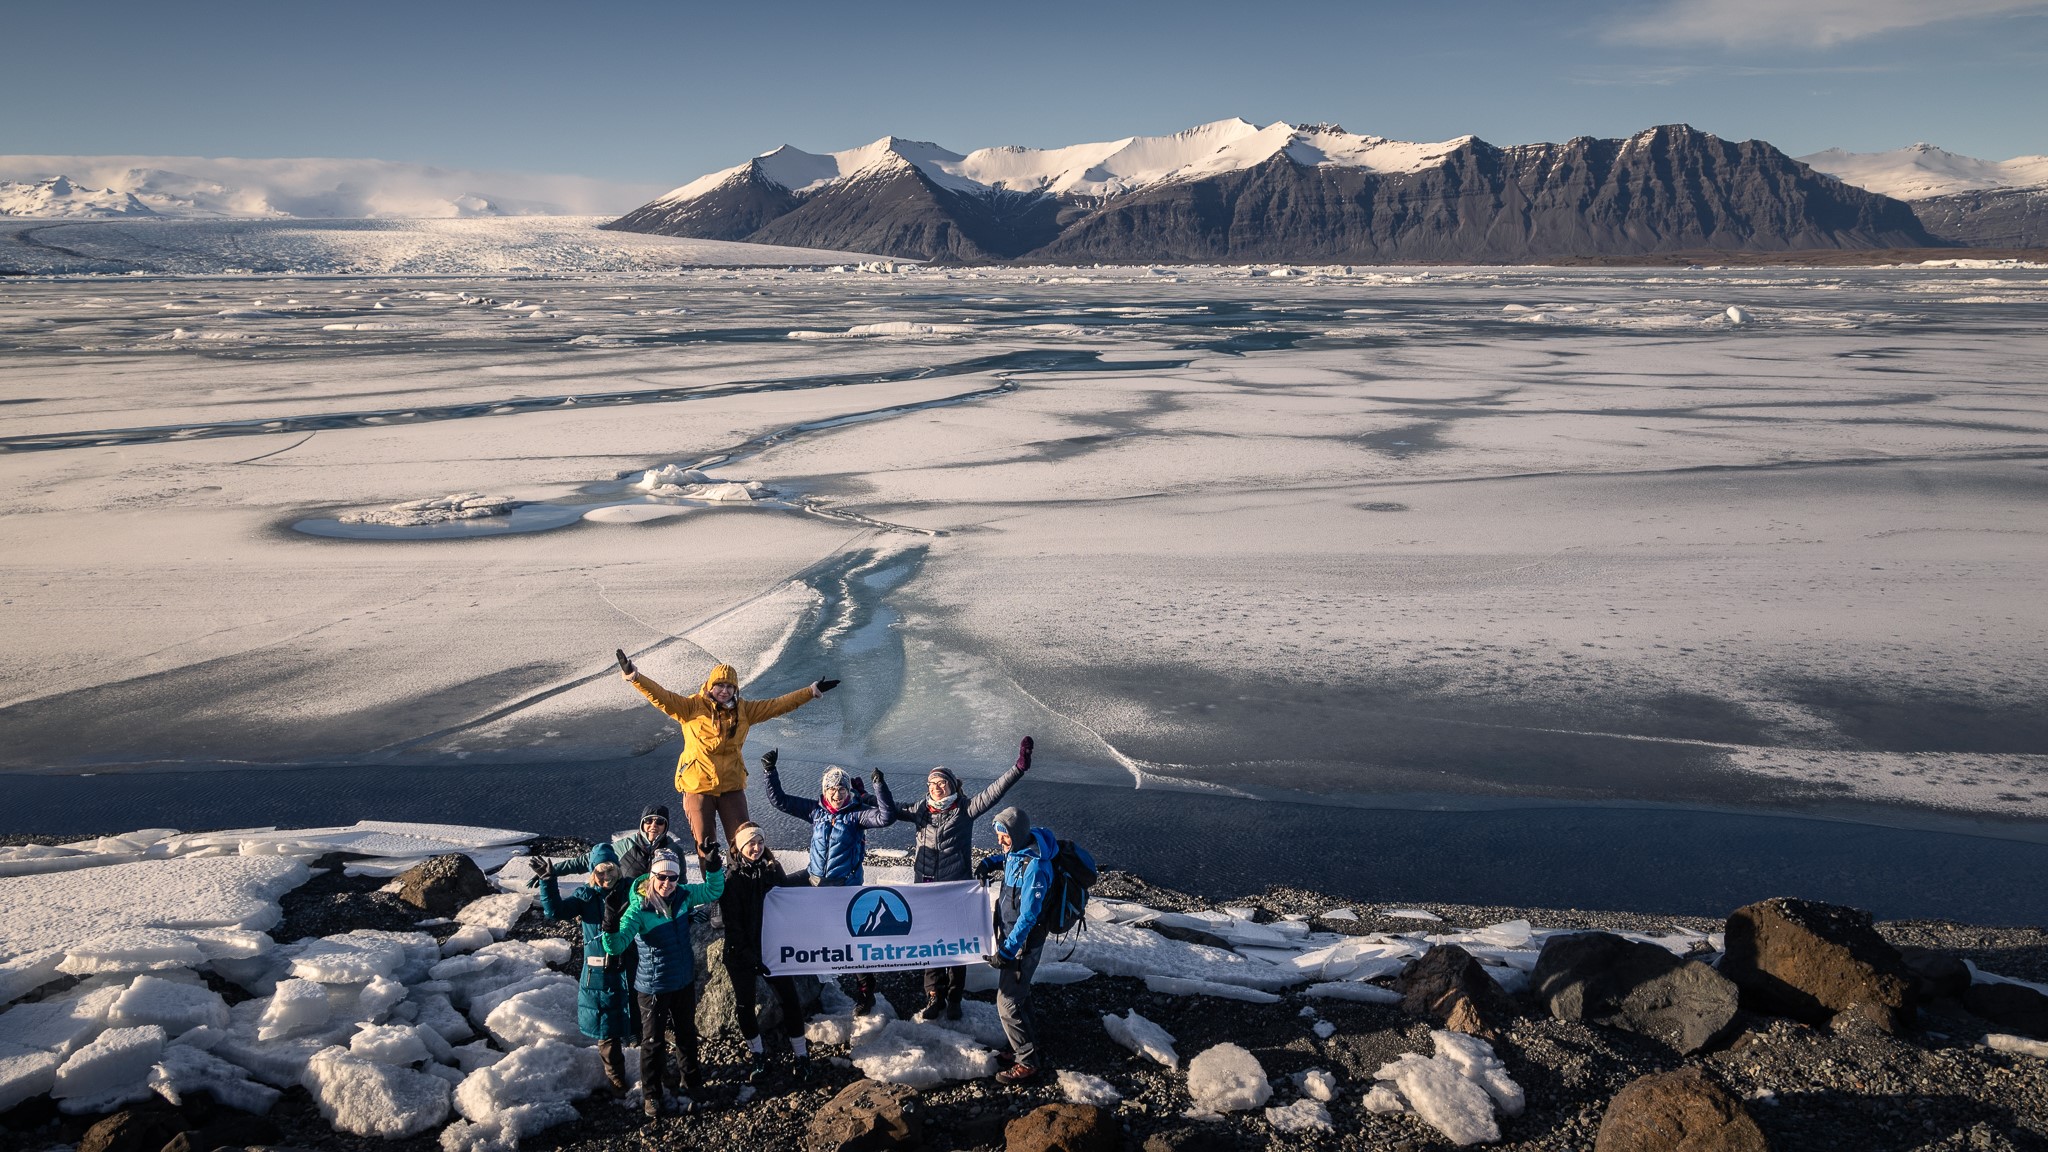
<box><xmin>717</xmin><ymin>820</ymin><xmax>814</xmax><ymax>1084</ymax></box>
<box><xmin>889</xmin><ymin>736</ymin><xmax>1034</xmax><ymax>1022</ymax></box>
<box><xmin>976</xmin><ymin>806</ymin><xmax>1056</xmax><ymax>1085</ymax></box>
<box><xmin>761</xmin><ymin>749</ymin><xmax>896</xmax><ymax>1014</ymax></box>
<box><xmin>601</xmin><ymin>847</ymin><xmax>725</xmax><ymax>1119</ymax></box>
<box><xmin>616</xmin><ymin>647</ymin><xmax>839</xmax><ymax>859</ymax></box>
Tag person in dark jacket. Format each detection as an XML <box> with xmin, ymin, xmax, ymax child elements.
<box><xmin>535</xmin><ymin>841</ymin><xmax>638</xmax><ymax>1090</ymax></box>
<box><xmin>533</xmin><ymin>803</ymin><xmax>681</xmax><ymax>883</ymax></box>
<box><xmin>601</xmin><ymin>848</ymin><xmax>725</xmax><ymax>1119</ymax></box>
<box><xmin>888</xmin><ymin>736</ymin><xmax>1032</xmax><ymax>1021</ymax></box>
<box><xmin>974</xmin><ymin>806</ymin><xmax>1056</xmax><ymax>1084</ymax></box>
<box><xmin>762</xmin><ymin>750</ymin><xmax>896</xmax><ymax>1013</ymax></box>
<box><xmin>716</xmin><ymin>821</ymin><xmax>813</xmax><ymax>1083</ymax></box>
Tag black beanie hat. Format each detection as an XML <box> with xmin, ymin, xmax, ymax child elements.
<box><xmin>640</xmin><ymin>803</ymin><xmax>670</xmax><ymax>824</ymax></box>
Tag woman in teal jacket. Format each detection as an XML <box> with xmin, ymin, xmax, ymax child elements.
<box><xmin>535</xmin><ymin>841</ymin><xmax>637</xmax><ymax>1090</ymax></box>
<box><xmin>601</xmin><ymin>848</ymin><xmax>725</xmax><ymax>1119</ymax></box>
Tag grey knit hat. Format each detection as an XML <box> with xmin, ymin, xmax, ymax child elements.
<box><xmin>990</xmin><ymin>806</ymin><xmax>1029</xmax><ymax>839</ymax></box>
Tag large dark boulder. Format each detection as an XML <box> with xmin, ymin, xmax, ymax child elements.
<box><xmin>1963</xmin><ymin>981</ymin><xmax>2048</xmax><ymax>1039</ymax></box>
<box><xmin>1532</xmin><ymin>931</ymin><xmax>1740</xmax><ymax>1054</ymax></box>
<box><xmin>1720</xmin><ymin>898</ymin><xmax>1916</xmax><ymax>1033</ymax></box>
<box><xmin>1399</xmin><ymin>944</ymin><xmax>1518</xmax><ymax>1039</ymax></box>
<box><xmin>1898</xmin><ymin>946</ymin><xmax>1972</xmax><ymax>1002</ymax></box>
<box><xmin>1006</xmin><ymin>1103</ymin><xmax>1120</xmax><ymax>1152</ymax></box>
<box><xmin>395</xmin><ymin>854</ymin><xmax>492</xmax><ymax>917</ymax></box>
<box><xmin>77</xmin><ymin>1109</ymin><xmax>188</xmax><ymax>1152</ymax></box>
<box><xmin>1594</xmin><ymin>1067</ymin><xmax>1768</xmax><ymax>1152</ymax></box>
<box><xmin>807</xmin><ymin>1079</ymin><xmax>924</xmax><ymax>1152</ymax></box>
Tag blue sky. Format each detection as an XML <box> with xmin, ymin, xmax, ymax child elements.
<box><xmin>6</xmin><ymin>0</ymin><xmax>2045</xmax><ymax>186</ymax></box>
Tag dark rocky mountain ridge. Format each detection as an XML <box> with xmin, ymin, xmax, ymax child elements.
<box><xmin>606</xmin><ymin>124</ymin><xmax>1941</xmax><ymax>264</ymax></box>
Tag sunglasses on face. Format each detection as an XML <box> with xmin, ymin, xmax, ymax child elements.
<box><xmin>644</xmin><ymin>818</ymin><xmax>667</xmax><ymax>827</ymax></box>
<box><xmin>651</xmin><ymin>872</ymin><xmax>680</xmax><ymax>884</ymax></box>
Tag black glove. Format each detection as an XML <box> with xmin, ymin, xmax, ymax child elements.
<box><xmin>985</xmin><ymin>953</ymin><xmax>1011</xmax><ymax>970</ymax></box>
<box><xmin>762</xmin><ymin>749</ymin><xmax>779</xmax><ymax>772</ymax></box>
<box><xmin>869</xmin><ymin>770</ymin><xmax>886</xmax><ymax>794</ymax></box>
<box><xmin>816</xmin><ymin>678</ymin><xmax>841</xmax><ymax>693</ymax></box>
<box><xmin>1016</xmin><ymin>735</ymin><xmax>1034</xmax><ymax>772</ymax></box>
<box><xmin>974</xmin><ymin>856</ymin><xmax>1000</xmax><ymax>880</ymax></box>
<box><xmin>700</xmin><ymin>843</ymin><xmax>723</xmax><ymax>874</ymax></box>
<box><xmin>616</xmin><ymin>648</ymin><xmax>636</xmax><ymax>676</ymax></box>
<box><xmin>602</xmin><ymin>880</ymin><xmax>631</xmax><ymax>933</ymax></box>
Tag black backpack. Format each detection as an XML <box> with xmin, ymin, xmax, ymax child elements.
<box><xmin>1043</xmin><ymin>839</ymin><xmax>1099</xmax><ymax>935</ymax></box>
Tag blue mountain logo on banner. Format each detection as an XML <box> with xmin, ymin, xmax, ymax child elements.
<box><xmin>846</xmin><ymin>887</ymin><xmax>914</xmax><ymax>937</ymax></box>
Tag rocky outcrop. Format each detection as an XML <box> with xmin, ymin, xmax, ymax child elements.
<box><xmin>1005</xmin><ymin>1102</ymin><xmax>1121</xmax><ymax>1152</ymax></box>
<box><xmin>1594</xmin><ymin>1067</ymin><xmax>1769</xmax><ymax>1152</ymax></box>
<box><xmin>1398</xmin><ymin>944</ymin><xmax>1518</xmax><ymax>1039</ymax></box>
<box><xmin>1720</xmin><ymin>898</ymin><xmax>1916</xmax><ymax>1033</ymax></box>
<box><xmin>610</xmin><ymin>123</ymin><xmax>1936</xmax><ymax>263</ymax></box>
<box><xmin>1531</xmin><ymin>931</ymin><xmax>1740</xmax><ymax>1054</ymax></box>
<box><xmin>395</xmin><ymin>853</ymin><xmax>492</xmax><ymax>917</ymax></box>
<box><xmin>77</xmin><ymin>1108</ymin><xmax>189</xmax><ymax>1152</ymax></box>
<box><xmin>806</xmin><ymin>1079</ymin><xmax>924</xmax><ymax>1152</ymax></box>
<box><xmin>1910</xmin><ymin>188</ymin><xmax>2048</xmax><ymax>247</ymax></box>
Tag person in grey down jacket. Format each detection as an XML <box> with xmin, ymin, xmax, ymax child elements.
<box><xmin>761</xmin><ymin>750</ymin><xmax>895</xmax><ymax>1014</ymax></box>
<box><xmin>534</xmin><ymin>841</ymin><xmax>638</xmax><ymax>1091</ymax></box>
<box><xmin>888</xmin><ymin>735</ymin><xmax>1032</xmax><ymax>1022</ymax></box>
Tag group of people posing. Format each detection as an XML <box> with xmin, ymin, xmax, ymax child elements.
<box><xmin>526</xmin><ymin>657</ymin><xmax>1067</xmax><ymax>1120</ymax></box>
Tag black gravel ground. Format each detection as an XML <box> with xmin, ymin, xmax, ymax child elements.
<box><xmin>4</xmin><ymin>844</ymin><xmax>2045</xmax><ymax>1152</ymax></box>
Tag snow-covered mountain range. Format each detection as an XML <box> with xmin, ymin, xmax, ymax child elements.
<box><xmin>1796</xmin><ymin>144</ymin><xmax>2048</xmax><ymax>248</ymax></box>
<box><xmin>1798</xmin><ymin>144</ymin><xmax>2048</xmax><ymax>200</ymax></box>
<box><xmin>608</xmin><ymin>119</ymin><xmax>1934</xmax><ymax>263</ymax></box>
<box><xmin>0</xmin><ymin>156</ymin><xmax>658</xmax><ymax>220</ymax></box>
<box><xmin>663</xmin><ymin>118</ymin><xmax>1474</xmax><ymax>204</ymax></box>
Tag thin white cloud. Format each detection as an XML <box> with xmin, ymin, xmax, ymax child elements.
<box><xmin>1607</xmin><ymin>0</ymin><xmax>2048</xmax><ymax>48</ymax></box>
<box><xmin>1570</xmin><ymin>61</ymin><xmax>1902</xmax><ymax>85</ymax></box>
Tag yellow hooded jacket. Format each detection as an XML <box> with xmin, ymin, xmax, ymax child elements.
<box><xmin>630</xmin><ymin>664</ymin><xmax>816</xmax><ymax>796</ymax></box>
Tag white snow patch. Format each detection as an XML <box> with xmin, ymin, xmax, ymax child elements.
<box><xmin>52</xmin><ymin>1024</ymin><xmax>166</xmax><ymax>1111</ymax></box>
<box><xmin>1369</xmin><ymin>1030</ymin><xmax>1524</xmax><ymax>1146</ymax></box>
<box><xmin>1988</xmin><ymin>1033</ymin><xmax>2048</xmax><ymax>1059</ymax></box>
<box><xmin>1102</xmin><ymin>1009</ymin><xmax>1179</xmax><ymax>1069</ymax></box>
<box><xmin>1142</xmin><ymin>975</ymin><xmax>1282</xmax><ymax>1003</ymax></box>
<box><xmin>301</xmin><ymin>1044</ymin><xmax>452</xmax><ymax>1138</ymax></box>
<box><xmin>455</xmin><ymin>892</ymin><xmax>534</xmax><ymax>938</ymax></box>
<box><xmin>148</xmin><ymin>1042</ymin><xmax>281</xmax><ymax>1114</ymax></box>
<box><xmin>1058</xmin><ymin>1069</ymin><xmax>1122</xmax><ymax>1105</ymax></box>
<box><xmin>1266</xmin><ymin>1098</ymin><xmax>1334</xmax><ymax>1133</ymax></box>
<box><xmin>1186</xmin><ymin>1043</ymin><xmax>1271</xmax><ymax>1113</ymax></box>
<box><xmin>108</xmin><ymin>974</ymin><xmax>230</xmax><ymax>1034</ymax></box>
<box><xmin>849</xmin><ymin>1017</ymin><xmax>997</xmax><ymax>1088</ymax></box>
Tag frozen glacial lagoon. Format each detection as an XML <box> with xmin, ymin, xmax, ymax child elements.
<box><xmin>2</xmin><ymin>242</ymin><xmax>2045</xmax><ymax>916</ymax></box>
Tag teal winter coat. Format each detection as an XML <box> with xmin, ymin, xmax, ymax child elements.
<box><xmin>537</xmin><ymin>874</ymin><xmax>638</xmax><ymax>1041</ymax></box>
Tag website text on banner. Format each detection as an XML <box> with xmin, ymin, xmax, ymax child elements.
<box><xmin>763</xmin><ymin>880</ymin><xmax>993</xmax><ymax>976</ymax></box>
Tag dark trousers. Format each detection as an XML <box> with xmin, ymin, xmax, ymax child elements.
<box><xmin>723</xmin><ymin>949</ymin><xmax>804</xmax><ymax>1040</ymax></box>
<box><xmin>595</xmin><ymin>1037</ymin><xmax>628</xmax><ymax>1087</ymax></box>
<box><xmin>636</xmin><ymin>987</ymin><xmax>698</xmax><ymax>1090</ymax></box>
<box><xmin>996</xmin><ymin>942</ymin><xmax>1043</xmax><ymax>1066</ymax></box>
<box><xmin>923</xmin><ymin>964</ymin><xmax>967</xmax><ymax>1002</ymax></box>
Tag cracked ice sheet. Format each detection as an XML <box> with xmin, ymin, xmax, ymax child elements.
<box><xmin>4</xmin><ymin>267</ymin><xmax>2048</xmax><ymax>829</ymax></box>
<box><xmin>0</xmin><ymin>856</ymin><xmax>308</xmax><ymax>998</ymax></box>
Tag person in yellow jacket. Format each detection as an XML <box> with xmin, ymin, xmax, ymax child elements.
<box><xmin>619</xmin><ymin>653</ymin><xmax>839</xmax><ymax>856</ymax></box>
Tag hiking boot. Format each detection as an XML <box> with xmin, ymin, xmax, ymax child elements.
<box><xmin>747</xmin><ymin>1050</ymin><xmax>771</xmax><ymax>1085</ymax></box>
<box><xmin>642</xmin><ymin>1092</ymin><xmax>665</xmax><ymax>1120</ymax></box>
<box><xmin>853</xmin><ymin>991</ymin><xmax>875</xmax><ymax>1016</ymax></box>
<box><xmin>943</xmin><ymin>994</ymin><xmax>963</xmax><ymax>1022</ymax></box>
<box><xmin>995</xmin><ymin>1061</ymin><xmax>1040</xmax><ymax>1085</ymax></box>
<box><xmin>912</xmin><ymin>995</ymin><xmax>945</xmax><ymax>1023</ymax></box>
<box><xmin>682</xmin><ymin>1066</ymin><xmax>704</xmax><ymax>1094</ymax></box>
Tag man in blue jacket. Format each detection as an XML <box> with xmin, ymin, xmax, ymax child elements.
<box><xmin>762</xmin><ymin>751</ymin><xmax>896</xmax><ymax>1014</ymax></box>
<box><xmin>974</xmin><ymin>805</ymin><xmax>1055</xmax><ymax>1084</ymax></box>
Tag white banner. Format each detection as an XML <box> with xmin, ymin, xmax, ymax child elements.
<box><xmin>762</xmin><ymin>880</ymin><xmax>994</xmax><ymax>975</ymax></box>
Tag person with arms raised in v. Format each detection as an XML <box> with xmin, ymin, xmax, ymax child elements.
<box><xmin>761</xmin><ymin>750</ymin><xmax>896</xmax><ymax>1015</ymax></box>
<box><xmin>617</xmin><ymin>647</ymin><xmax>838</xmax><ymax>859</ymax></box>
<box><xmin>889</xmin><ymin>736</ymin><xmax>1034</xmax><ymax>1023</ymax></box>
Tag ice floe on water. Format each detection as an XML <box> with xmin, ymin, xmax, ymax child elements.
<box><xmin>337</xmin><ymin>493</ymin><xmax>514</xmax><ymax>527</ymax></box>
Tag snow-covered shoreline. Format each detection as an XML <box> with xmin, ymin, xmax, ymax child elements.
<box><xmin>3</xmin><ymin>825</ymin><xmax>2045</xmax><ymax>1151</ymax></box>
